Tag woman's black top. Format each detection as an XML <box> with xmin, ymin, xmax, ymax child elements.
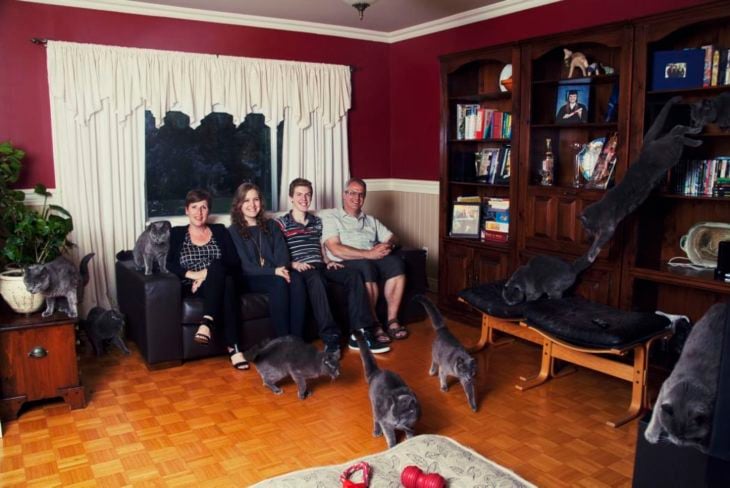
<box><xmin>167</xmin><ymin>223</ymin><xmax>239</xmax><ymax>280</ymax></box>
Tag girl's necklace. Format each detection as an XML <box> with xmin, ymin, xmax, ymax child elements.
<box><xmin>250</xmin><ymin>228</ymin><xmax>265</xmax><ymax>267</ymax></box>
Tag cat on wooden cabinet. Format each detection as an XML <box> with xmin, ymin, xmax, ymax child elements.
<box><xmin>245</xmin><ymin>336</ymin><xmax>340</xmax><ymax>399</ymax></box>
<box><xmin>133</xmin><ymin>220</ymin><xmax>171</xmax><ymax>275</ymax></box>
<box><xmin>24</xmin><ymin>253</ymin><xmax>95</xmax><ymax>318</ymax></box>
<box><xmin>414</xmin><ymin>295</ymin><xmax>478</xmax><ymax>412</ymax></box>
<box><xmin>645</xmin><ymin>303</ymin><xmax>727</xmax><ymax>453</ymax></box>
<box><xmin>356</xmin><ymin>333</ymin><xmax>420</xmax><ymax>448</ymax></box>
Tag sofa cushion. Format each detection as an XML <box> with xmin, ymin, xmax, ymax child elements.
<box><xmin>457</xmin><ymin>280</ymin><xmax>526</xmax><ymax>319</ymax></box>
<box><xmin>524</xmin><ymin>296</ymin><xmax>671</xmax><ymax>349</ymax></box>
<box><xmin>181</xmin><ymin>292</ymin><xmax>270</xmax><ymax>324</ymax></box>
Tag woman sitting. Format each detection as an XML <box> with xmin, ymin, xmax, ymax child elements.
<box><xmin>228</xmin><ymin>182</ymin><xmax>306</xmax><ymax>338</ymax></box>
<box><xmin>166</xmin><ymin>189</ymin><xmax>247</xmax><ymax>370</ymax></box>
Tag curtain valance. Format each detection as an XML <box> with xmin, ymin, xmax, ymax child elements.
<box><xmin>46</xmin><ymin>41</ymin><xmax>351</xmax><ymax>129</ymax></box>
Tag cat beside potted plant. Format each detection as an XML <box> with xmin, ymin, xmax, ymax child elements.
<box><xmin>0</xmin><ymin>141</ymin><xmax>75</xmax><ymax>314</ymax></box>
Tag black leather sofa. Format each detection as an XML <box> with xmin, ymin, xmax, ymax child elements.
<box><xmin>116</xmin><ymin>249</ymin><xmax>428</xmax><ymax>368</ymax></box>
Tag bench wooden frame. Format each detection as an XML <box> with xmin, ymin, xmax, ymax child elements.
<box><xmin>516</xmin><ymin>322</ymin><xmax>672</xmax><ymax>427</ymax></box>
<box><xmin>458</xmin><ymin>297</ymin><xmax>541</xmax><ymax>352</ymax></box>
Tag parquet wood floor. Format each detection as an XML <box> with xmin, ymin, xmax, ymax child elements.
<box><xmin>0</xmin><ymin>314</ymin><xmax>647</xmax><ymax>487</ymax></box>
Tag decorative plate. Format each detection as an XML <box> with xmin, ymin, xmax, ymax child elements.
<box><xmin>577</xmin><ymin>137</ymin><xmax>606</xmax><ymax>180</ymax></box>
<box><xmin>680</xmin><ymin>222</ymin><xmax>730</xmax><ymax>267</ymax></box>
<box><xmin>499</xmin><ymin>64</ymin><xmax>512</xmax><ymax>92</ymax></box>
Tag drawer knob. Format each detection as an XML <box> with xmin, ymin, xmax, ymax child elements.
<box><xmin>29</xmin><ymin>346</ymin><xmax>48</xmax><ymax>359</ymax></box>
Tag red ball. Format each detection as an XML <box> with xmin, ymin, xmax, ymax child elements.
<box><xmin>420</xmin><ymin>472</ymin><xmax>446</xmax><ymax>488</ymax></box>
<box><xmin>401</xmin><ymin>466</ymin><xmax>423</xmax><ymax>488</ymax></box>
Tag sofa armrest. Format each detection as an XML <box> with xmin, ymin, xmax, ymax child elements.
<box><xmin>116</xmin><ymin>258</ymin><xmax>183</xmax><ymax>366</ymax></box>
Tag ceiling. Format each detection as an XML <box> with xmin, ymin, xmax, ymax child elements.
<box><xmin>126</xmin><ymin>0</ymin><xmax>504</xmax><ymax>32</ymax></box>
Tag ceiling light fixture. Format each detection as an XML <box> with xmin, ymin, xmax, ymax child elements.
<box><xmin>342</xmin><ymin>0</ymin><xmax>378</xmax><ymax>21</ymax></box>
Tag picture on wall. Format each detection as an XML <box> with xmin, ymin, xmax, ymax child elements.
<box><xmin>555</xmin><ymin>83</ymin><xmax>590</xmax><ymax>124</ymax></box>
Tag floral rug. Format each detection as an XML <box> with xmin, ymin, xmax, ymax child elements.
<box><xmin>251</xmin><ymin>434</ymin><xmax>535</xmax><ymax>487</ymax></box>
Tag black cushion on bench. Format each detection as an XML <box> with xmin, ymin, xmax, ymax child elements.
<box><xmin>457</xmin><ymin>280</ymin><xmax>526</xmax><ymax>319</ymax></box>
<box><xmin>524</xmin><ymin>296</ymin><xmax>671</xmax><ymax>349</ymax></box>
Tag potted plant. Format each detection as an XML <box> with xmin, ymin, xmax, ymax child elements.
<box><xmin>0</xmin><ymin>141</ymin><xmax>73</xmax><ymax>313</ymax></box>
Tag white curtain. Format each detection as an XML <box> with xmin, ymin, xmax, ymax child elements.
<box><xmin>46</xmin><ymin>41</ymin><xmax>351</xmax><ymax>311</ymax></box>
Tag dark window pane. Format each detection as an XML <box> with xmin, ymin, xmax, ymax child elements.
<box><xmin>145</xmin><ymin>111</ymin><xmax>280</xmax><ymax>217</ymax></box>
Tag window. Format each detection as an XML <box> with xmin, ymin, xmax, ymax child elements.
<box><xmin>144</xmin><ymin>110</ymin><xmax>283</xmax><ymax>217</ymax></box>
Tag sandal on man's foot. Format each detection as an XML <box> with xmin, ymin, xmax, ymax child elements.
<box><xmin>194</xmin><ymin>323</ymin><xmax>212</xmax><ymax>345</ymax></box>
<box><xmin>373</xmin><ymin>324</ymin><xmax>392</xmax><ymax>344</ymax></box>
<box><xmin>228</xmin><ymin>346</ymin><xmax>249</xmax><ymax>370</ymax></box>
<box><xmin>386</xmin><ymin>318</ymin><xmax>409</xmax><ymax>340</ymax></box>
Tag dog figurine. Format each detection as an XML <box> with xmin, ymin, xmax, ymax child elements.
<box><xmin>564</xmin><ymin>49</ymin><xmax>589</xmax><ymax>78</ymax></box>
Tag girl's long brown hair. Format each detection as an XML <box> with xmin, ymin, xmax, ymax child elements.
<box><xmin>230</xmin><ymin>183</ymin><xmax>269</xmax><ymax>238</ymax></box>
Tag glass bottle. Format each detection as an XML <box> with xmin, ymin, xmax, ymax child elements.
<box><xmin>540</xmin><ymin>138</ymin><xmax>554</xmax><ymax>186</ymax></box>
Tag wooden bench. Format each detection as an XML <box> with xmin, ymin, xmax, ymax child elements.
<box><xmin>518</xmin><ymin>297</ymin><xmax>672</xmax><ymax>427</ymax></box>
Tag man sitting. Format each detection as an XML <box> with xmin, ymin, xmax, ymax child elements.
<box><xmin>322</xmin><ymin>177</ymin><xmax>408</xmax><ymax>344</ymax></box>
<box><xmin>276</xmin><ymin>178</ymin><xmax>390</xmax><ymax>356</ymax></box>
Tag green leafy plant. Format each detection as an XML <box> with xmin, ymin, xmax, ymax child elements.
<box><xmin>0</xmin><ymin>142</ymin><xmax>74</xmax><ymax>266</ymax></box>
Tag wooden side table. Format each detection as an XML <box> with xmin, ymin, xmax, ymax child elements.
<box><xmin>0</xmin><ymin>309</ymin><xmax>86</xmax><ymax>421</ymax></box>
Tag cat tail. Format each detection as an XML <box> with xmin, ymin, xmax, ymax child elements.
<box><xmin>412</xmin><ymin>294</ymin><xmax>446</xmax><ymax>331</ymax></box>
<box><xmin>79</xmin><ymin>253</ymin><xmax>95</xmax><ymax>287</ymax></box>
<box><xmin>355</xmin><ymin>333</ymin><xmax>380</xmax><ymax>382</ymax></box>
<box><xmin>571</xmin><ymin>254</ymin><xmax>592</xmax><ymax>274</ymax></box>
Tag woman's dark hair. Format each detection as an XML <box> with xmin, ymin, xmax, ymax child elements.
<box><xmin>230</xmin><ymin>183</ymin><xmax>269</xmax><ymax>238</ymax></box>
<box><xmin>185</xmin><ymin>189</ymin><xmax>212</xmax><ymax>209</ymax></box>
<box><xmin>566</xmin><ymin>89</ymin><xmax>579</xmax><ymax>101</ymax></box>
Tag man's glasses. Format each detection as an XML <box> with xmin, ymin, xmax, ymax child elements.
<box><xmin>345</xmin><ymin>191</ymin><xmax>365</xmax><ymax>198</ymax></box>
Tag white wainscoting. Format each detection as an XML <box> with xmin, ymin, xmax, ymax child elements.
<box><xmin>363</xmin><ymin>179</ymin><xmax>439</xmax><ymax>292</ymax></box>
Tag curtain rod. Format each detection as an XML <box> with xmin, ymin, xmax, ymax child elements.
<box><xmin>29</xmin><ymin>37</ymin><xmax>355</xmax><ymax>71</ymax></box>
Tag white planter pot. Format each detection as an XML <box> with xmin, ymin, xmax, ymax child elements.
<box><xmin>0</xmin><ymin>269</ymin><xmax>44</xmax><ymax>314</ymax></box>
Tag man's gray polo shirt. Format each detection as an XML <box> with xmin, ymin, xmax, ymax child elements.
<box><xmin>321</xmin><ymin>207</ymin><xmax>393</xmax><ymax>262</ymax></box>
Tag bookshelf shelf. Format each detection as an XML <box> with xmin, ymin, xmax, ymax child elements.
<box><xmin>630</xmin><ymin>265</ymin><xmax>730</xmax><ymax>294</ymax></box>
<box><xmin>530</xmin><ymin>123</ymin><xmax>618</xmax><ymax>129</ymax></box>
<box><xmin>449</xmin><ymin>92</ymin><xmax>511</xmax><ymax>102</ymax></box>
<box><xmin>448</xmin><ymin>138</ymin><xmax>511</xmax><ymax>143</ymax></box>
<box><xmin>531</xmin><ymin>74</ymin><xmax>619</xmax><ymax>86</ymax></box>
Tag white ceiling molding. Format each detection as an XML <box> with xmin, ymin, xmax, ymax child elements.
<box><xmin>365</xmin><ymin>179</ymin><xmax>439</xmax><ymax>195</ymax></box>
<box><xmin>20</xmin><ymin>0</ymin><xmax>562</xmax><ymax>43</ymax></box>
<box><xmin>387</xmin><ymin>0</ymin><xmax>562</xmax><ymax>43</ymax></box>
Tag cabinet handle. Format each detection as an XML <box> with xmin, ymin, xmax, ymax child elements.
<box><xmin>29</xmin><ymin>346</ymin><xmax>48</xmax><ymax>359</ymax></box>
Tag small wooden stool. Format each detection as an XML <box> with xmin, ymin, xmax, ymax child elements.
<box><xmin>518</xmin><ymin>297</ymin><xmax>672</xmax><ymax>428</ymax></box>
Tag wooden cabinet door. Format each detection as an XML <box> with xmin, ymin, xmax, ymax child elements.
<box><xmin>573</xmin><ymin>265</ymin><xmax>620</xmax><ymax>306</ymax></box>
<box><xmin>439</xmin><ymin>242</ymin><xmax>474</xmax><ymax>312</ymax></box>
<box><xmin>19</xmin><ymin>324</ymin><xmax>78</xmax><ymax>401</ymax></box>
<box><xmin>472</xmin><ymin>248</ymin><xmax>510</xmax><ymax>285</ymax></box>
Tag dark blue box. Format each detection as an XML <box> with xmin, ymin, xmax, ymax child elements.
<box><xmin>651</xmin><ymin>48</ymin><xmax>705</xmax><ymax>91</ymax></box>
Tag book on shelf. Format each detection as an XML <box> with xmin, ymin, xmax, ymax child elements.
<box><xmin>669</xmin><ymin>157</ymin><xmax>730</xmax><ymax>196</ymax></box>
<box><xmin>481</xmin><ymin>197</ymin><xmax>510</xmax><ymax>242</ymax></box>
<box><xmin>454</xmin><ymin>104</ymin><xmax>511</xmax><ymax>140</ymax></box>
<box><xmin>701</xmin><ymin>45</ymin><xmax>730</xmax><ymax>87</ymax></box>
<box><xmin>456</xmin><ymin>195</ymin><xmax>482</xmax><ymax>203</ymax></box>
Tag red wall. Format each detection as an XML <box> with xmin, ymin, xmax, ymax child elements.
<box><xmin>0</xmin><ymin>0</ymin><xmax>715</xmax><ymax>187</ymax></box>
<box><xmin>388</xmin><ymin>0</ymin><xmax>715</xmax><ymax>180</ymax></box>
<box><xmin>0</xmin><ymin>0</ymin><xmax>389</xmax><ymax>187</ymax></box>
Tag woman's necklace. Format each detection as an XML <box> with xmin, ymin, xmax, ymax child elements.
<box><xmin>250</xmin><ymin>227</ymin><xmax>265</xmax><ymax>267</ymax></box>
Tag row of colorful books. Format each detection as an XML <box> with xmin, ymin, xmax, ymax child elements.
<box><xmin>455</xmin><ymin>104</ymin><xmax>512</xmax><ymax>140</ymax></box>
<box><xmin>668</xmin><ymin>157</ymin><xmax>730</xmax><ymax>196</ymax></box>
<box><xmin>701</xmin><ymin>45</ymin><xmax>730</xmax><ymax>87</ymax></box>
<box><xmin>474</xmin><ymin>146</ymin><xmax>511</xmax><ymax>184</ymax></box>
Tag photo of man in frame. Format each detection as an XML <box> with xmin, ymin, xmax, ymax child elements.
<box><xmin>556</xmin><ymin>85</ymin><xmax>590</xmax><ymax>124</ymax></box>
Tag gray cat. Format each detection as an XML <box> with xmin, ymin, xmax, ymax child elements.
<box><xmin>24</xmin><ymin>253</ymin><xmax>95</xmax><ymax>318</ymax></box>
<box><xmin>83</xmin><ymin>306</ymin><xmax>130</xmax><ymax>356</ymax></box>
<box><xmin>356</xmin><ymin>334</ymin><xmax>421</xmax><ymax>448</ymax></box>
<box><xmin>579</xmin><ymin>97</ymin><xmax>702</xmax><ymax>263</ymax></box>
<box><xmin>691</xmin><ymin>91</ymin><xmax>730</xmax><ymax>131</ymax></box>
<box><xmin>245</xmin><ymin>336</ymin><xmax>340</xmax><ymax>399</ymax></box>
<box><xmin>645</xmin><ymin>303</ymin><xmax>726</xmax><ymax>452</ymax></box>
<box><xmin>133</xmin><ymin>220</ymin><xmax>171</xmax><ymax>275</ymax></box>
<box><xmin>502</xmin><ymin>254</ymin><xmax>589</xmax><ymax>305</ymax></box>
<box><xmin>415</xmin><ymin>295</ymin><xmax>477</xmax><ymax>411</ymax></box>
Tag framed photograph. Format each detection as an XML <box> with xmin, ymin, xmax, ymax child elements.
<box><xmin>450</xmin><ymin>202</ymin><xmax>481</xmax><ymax>238</ymax></box>
<box><xmin>651</xmin><ymin>48</ymin><xmax>704</xmax><ymax>91</ymax></box>
<box><xmin>555</xmin><ymin>83</ymin><xmax>590</xmax><ymax>124</ymax></box>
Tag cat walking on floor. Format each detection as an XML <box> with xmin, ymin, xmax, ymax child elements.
<box><xmin>414</xmin><ymin>295</ymin><xmax>478</xmax><ymax>412</ymax></box>
<box><xmin>355</xmin><ymin>332</ymin><xmax>421</xmax><ymax>448</ymax></box>
<box><xmin>83</xmin><ymin>306</ymin><xmax>130</xmax><ymax>356</ymax></box>
<box><xmin>24</xmin><ymin>252</ymin><xmax>95</xmax><ymax>318</ymax></box>
<box><xmin>245</xmin><ymin>336</ymin><xmax>340</xmax><ymax>399</ymax></box>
